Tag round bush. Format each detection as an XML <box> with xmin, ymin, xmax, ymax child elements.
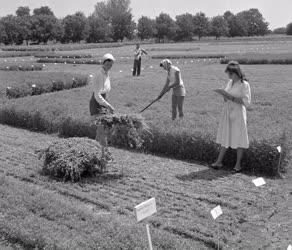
<box><xmin>38</xmin><ymin>138</ymin><xmax>110</xmax><ymax>182</ymax></box>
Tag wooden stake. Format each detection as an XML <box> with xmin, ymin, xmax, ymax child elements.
<box><xmin>146</xmin><ymin>224</ymin><xmax>153</xmax><ymax>250</ymax></box>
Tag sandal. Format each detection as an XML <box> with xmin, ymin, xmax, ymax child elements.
<box><xmin>209</xmin><ymin>163</ymin><xmax>223</xmax><ymax>170</ymax></box>
<box><xmin>231</xmin><ymin>168</ymin><xmax>242</xmax><ymax>173</ymax></box>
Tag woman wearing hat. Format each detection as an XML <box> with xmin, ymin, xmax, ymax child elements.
<box><xmin>211</xmin><ymin>61</ymin><xmax>251</xmax><ymax>173</ymax></box>
<box><xmin>89</xmin><ymin>53</ymin><xmax>116</xmax><ymax>169</ymax></box>
<box><xmin>159</xmin><ymin>59</ymin><xmax>186</xmax><ymax>120</ymax></box>
<box><xmin>89</xmin><ymin>53</ymin><xmax>116</xmax><ymax>116</ymax></box>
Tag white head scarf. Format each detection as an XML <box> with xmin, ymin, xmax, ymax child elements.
<box><xmin>160</xmin><ymin>59</ymin><xmax>172</xmax><ymax>70</ymax></box>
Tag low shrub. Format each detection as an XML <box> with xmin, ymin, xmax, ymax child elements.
<box><xmin>0</xmin><ymin>63</ymin><xmax>43</xmax><ymax>71</ymax></box>
<box><xmin>37</xmin><ymin>58</ymin><xmax>102</xmax><ymax>65</ymax></box>
<box><xmin>5</xmin><ymin>75</ymin><xmax>88</xmax><ymax>99</ymax></box>
<box><xmin>0</xmin><ymin>104</ymin><xmax>287</xmax><ymax>176</ymax></box>
<box><xmin>35</xmin><ymin>53</ymin><xmax>93</xmax><ymax>59</ymax></box>
<box><xmin>1</xmin><ymin>43</ymin><xmax>124</xmax><ymax>52</ymax></box>
<box><xmin>221</xmin><ymin>58</ymin><xmax>292</xmax><ymax>65</ymax></box>
<box><xmin>37</xmin><ymin>138</ymin><xmax>105</xmax><ymax>181</ymax></box>
<box><xmin>0</xmin><ymin>51</ymin><xmax>37</xmax><ymax>57</ymax></box>
<box><xmin>152</xmin><ymin>54</ymin><xmax>227</xmax><ymax>59</ymax></box>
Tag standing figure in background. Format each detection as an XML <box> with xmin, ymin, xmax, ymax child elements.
<box><xmin>159</xmin><ymin>59</ymin><xmax>186</xmax><ymax>120</ymax></box>
<box><xmin>133</xmin><ymin>44</ymin><xmax>148</xmax><ymax>77</ymax></box>
<box><xmin>211</xmin><ymin>61</ymin><xmax>251</xmax><ymax>173</ymax></box>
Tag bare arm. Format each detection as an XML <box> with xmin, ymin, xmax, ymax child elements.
<box><xmin>169</xmin><ymin>71</ymin><xmax>180</xmax><ymax>89</ymax></box>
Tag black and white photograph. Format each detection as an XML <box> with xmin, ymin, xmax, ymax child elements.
<box><xmin>0</xmin><ymin>0</ymin><xmax>291</xmax><ymax>249</ymax></box>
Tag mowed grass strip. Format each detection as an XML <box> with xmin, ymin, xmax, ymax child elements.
<box><xmin>0</xmin><ymin>176</ymin><xmax>196</xmax><ymax>250</ymax></box>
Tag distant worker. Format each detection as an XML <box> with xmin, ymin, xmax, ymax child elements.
<box><xmin>158</xmin><ymin>59</ymin><xmax>186</xmax><ymax>120</ymax></box>
<box><xmin>133</xmin><ymin>44</ymin><xmax>148</xmax><ymax>77</ymax></box>
<box><xmin>211</xmin><ymin>61</ymin><xmax>251</xmax><ymax>173</ymax></box>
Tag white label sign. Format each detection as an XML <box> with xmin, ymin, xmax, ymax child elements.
<box><xmin>277</xmin><ymin>146</ymin><xmax>282</xmax><ymax>153</ymax></box>
<box><xmin>252</xmin><ymin>177</ymin><xmax>266</xmax><ymax>187</ymax></box>
<box><xmin>135</xmin><ymin>198</ymin><xmax>157</xmax><ymax>222</ymax></box>
<box><xmin>211</xmin><ymin>205</ymin><xmax>223</xmax><ymax>220</ymax></box>
<box><xmin>288</xmin><ymin>245</ymin><xmax>292</xmax><ymax>250</ymax></box>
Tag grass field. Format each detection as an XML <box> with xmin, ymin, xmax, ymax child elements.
<box><xmin>0</xmin><ymin>37</ymin><xmax>291</xmax><ymax>249</ymax></box>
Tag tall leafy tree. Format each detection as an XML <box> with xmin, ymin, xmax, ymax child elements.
<box><xmin>155</xmin><ymin>13</ymin><xmax>177</xmax><ymax>42</ymax></box>
<box><xmin>87</xmin><ymin>14</ymin><xmax>111</xmax><ymax>42</ymax></box>
<box><xmin>287</xmin><ymin>23</ymin><xmax>292</xmax><ymax>35</ymax></box>
<box><xmin>137</xmin><ymin>16</ymin><xmax>156</xmax><ymax>40</ymax></box>
<box><xmin>94</xmin><ymin>0</ymin><xmax>134</xmax><ymax>41</ymax></box>
<box><xmin>224</xmin><ymin>11</ymin><xmax>248</xmax><ymax>37</ymax></box>
<box><xmin>210</xmin><ymin>15</ymin><xmax>229</xmax><ymax>39</ymax></box>
<box><xmin>16</xmin><ymin>6</ymin><xmax>32</xmax><ymax>45</ymax></box>
<box><xmin>62</xmin><ymin>12</ymin><xmax>89</xmax><ymax>43</ymax></box>
<box><xmin>175</xmin><ymin>13</ymin><xmax>194</xmax><ymax>41</ymax></box>
<box><xmin>31</xmin><ymin>6</ymin><xmax>60</xmax><ymax>44</ymax></box>
<box><xmin>192</xmin><ymin>12</ymin><xmax>209</xmax><ymax>40</ymax></box>
<box><xmin>0</xmin><ymin>15</ymin><xmax>22</xmax><ymax>45</ymax></box>
<box><xmin>237</xmin><ymin>9</ymin><xmax>269</xmax><ymax>36</ymax></box>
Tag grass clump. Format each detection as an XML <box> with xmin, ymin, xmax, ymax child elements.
<box><xmin>37</xmin><ymin>138</ymin><xmax>105</xmax><ymax>181</ymax></box>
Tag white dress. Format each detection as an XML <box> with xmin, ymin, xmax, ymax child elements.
<box><xmin>216</xmin><ymin>80</ymin><xmax>251</xmax><ymax>149</ymax></box>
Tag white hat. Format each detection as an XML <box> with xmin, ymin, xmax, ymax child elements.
<box><xmin>103</xmin><ymin>53</ymin><xmax>115</xmax><ymax>63</ymax></box>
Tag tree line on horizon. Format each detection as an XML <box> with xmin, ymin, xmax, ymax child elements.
<box><xmin>0</xmin><ymin>0</ymin><xmax>291</xmax><ymax>46</ymax></box>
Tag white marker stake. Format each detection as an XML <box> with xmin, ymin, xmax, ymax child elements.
<box><xmin>277</xmin><ymin>146</ymin><xmax>282</xmax><ymax>153</ymax></box>
<box><xmin>135</xmin><ymin>198</ymin><xmax>157</xmax><ymax>250</ymax></box>
<box><xmin>277</xmin><ymin>146</ymin><xmax>282</xmax><ymax>176</ymax></box>
<box><xmin>211</xmin><ymin>205</ymin><xmax>222</xmax><ymax>250</ymax></box>
<box><xmin>287</xmin><ymin>244</ymin><xmax>292</xmax><ymax>250</ymax></box>
<box><xmin>146</xmin><ymin>224</ymin><xmax>153</xmax><ymax>250</ymax></box>
<box><xmin>252</xmin><ymin>177</ymin><xmax>266</xmax><ymax>213</ymax></box>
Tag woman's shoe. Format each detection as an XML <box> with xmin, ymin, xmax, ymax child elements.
<box><xmin>209</xmin><ymin>163</ymin><xmax>223</xmax><ymax>170</ymax></box>
<box><xmin>231</xmin><ymin>168</ymin><xmax>242</xmax><ymax>173</ymax></box>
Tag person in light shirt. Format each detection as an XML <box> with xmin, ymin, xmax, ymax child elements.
<box><xmin>89</xmin><ymin>53</ymin><xmax>115</xmax><ymax>115</ymax></box>
<box><xmin>158</xmin><ymin>59</ymin><xmax>186</xmax><ymax>120</ymax></box>
<box><xmin>89</xmin><ymin>53</ymin><xmax>116</xmax><ymax>168</ymax></box>
<box><xmin>133</xmin><ymin>44</ymin><xmax>148</xmax><ymax>77</ymax></box>
<box><xmin>211</xmin><ymin>61</ymin><xmax>251</xmax><ymax>173</ymax></box>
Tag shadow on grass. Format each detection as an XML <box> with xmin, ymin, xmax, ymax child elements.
<box><xmin>176</xmin><ymin>167</ymin><xmax>233</xmax><ymax>181</ymax></box>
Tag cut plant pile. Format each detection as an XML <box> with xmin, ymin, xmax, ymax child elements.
<box><xmin>37</xmin><ymin>138</ymin><xmax>106</xmax><ymax>182</ymax></box>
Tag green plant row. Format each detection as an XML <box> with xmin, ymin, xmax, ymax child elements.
<box><xmin>0</xmin><ymin>106</ymin><xmax>287</xmax><ymax>177</ymax></box>
<box><xmin>35</xmin><ymin>53</ymin><xmax>93</xmax><ymax>59</ymax></box>
<box><xmin>0</xmin><ymin>63</ymin><xmax>43</xmax><ymax>71</ymax></box>
<box><xmin>5</xmin><ymin>76</ymin><xmax>87</xmax><ymax>99</ymax></box>
<box><xmin>220</xmin><ymin>58</ymin><xmax>292</xmax><ymax>64</ymax></box>
<box><xmin>36</xmin><ymin>58</ymin><xmax>102</xmax><ymax>65</ymax></box>
<box><xmin>0</xmin><ymin>51</ymin><xmax>37</xmax><ymax>58</ymax></box>
<box><xmin>152</xmin><ymin>54</ymin><xmax>227</xmax><ymax>59</ymax></box>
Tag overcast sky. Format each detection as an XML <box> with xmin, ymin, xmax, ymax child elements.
<box><xmin>0</xmin><ymin>0</ymin><xmax>291</xmax><ymax>29</ymax></box>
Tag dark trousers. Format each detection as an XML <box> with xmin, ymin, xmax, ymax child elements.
<box><xmin>133</xmin><ymin>58</ymin><xmax>141</xmax><ymax>76</ymax></box>
<box><xmin>89</xmin><ymin>93</ymin><xmax>111</xmax><ymax>116</ymax></box>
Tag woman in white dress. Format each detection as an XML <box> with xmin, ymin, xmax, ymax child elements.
<box><xmin>211</xmin><ymin>61</ymin><xmax>251</xmax><ymax>172</ymax></box>
<box><xmin>159</xmin><ymin>59</ymin><xmax>186</xmax><ymax>120</ymax></box>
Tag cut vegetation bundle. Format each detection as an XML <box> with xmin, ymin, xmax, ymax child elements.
<box><xmin>37</xmin><ymin>138</ymin><xmax>105</xmax><ymax>181</ymax></box>
<box><xmin>5</xmin><ymin>75</ymin><xmax>88</xmax><ymax>99</ymax></box>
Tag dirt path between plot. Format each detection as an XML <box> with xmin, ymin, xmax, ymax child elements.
<box><xmin>0</xmin><ymin>125</ymin><xmax>291</xmax><ymax>249</ymax></box>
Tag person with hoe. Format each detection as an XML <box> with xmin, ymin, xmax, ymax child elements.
<box><xmin>133</xmin><ymin>43</ymin><xmax>148</xmax><ymax>77</ymax></box>
<box><xmin>89</xmin><ymin>53</ymin><xmax>116</xmax><ymax>172</ymax></box>
<box><xmin>211</xmin><ymin>61</ymin><xmax>251</xmax><ymax>173</ymax></box>
<box><xmin>158</xmin><ymin>59</ymin><xmax>186</xmax><ymax>120</ymax></box>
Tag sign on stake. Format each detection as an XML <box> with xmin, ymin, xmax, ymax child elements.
<box><xmin>252</xmin><ymin>177</ymin><xmax>266</xmax><ymax>187</ymax></box>
<box><xmin>135</xmin><ymin>198</ymin><xmax>157</xmax><ymax>250</ymax></box>
<box><xmin>210</xmin><ymin>205</ymin><xmax>223</xmax><ymax>250</ymax></box>
<box><xmin>287</xmin><ymin>244</ymin><xmax>292</xmax><ymax>250</ymax></box>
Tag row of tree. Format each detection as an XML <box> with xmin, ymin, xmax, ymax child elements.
<box><xmin>273</xmin><ymin>23</ymin><xmax>292</xmax><ymax>35</ymax></box>
<box><xmin>0</xmin><ymin>0</ymin><xmax>283</xmax><ymax>45</ymax></box>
